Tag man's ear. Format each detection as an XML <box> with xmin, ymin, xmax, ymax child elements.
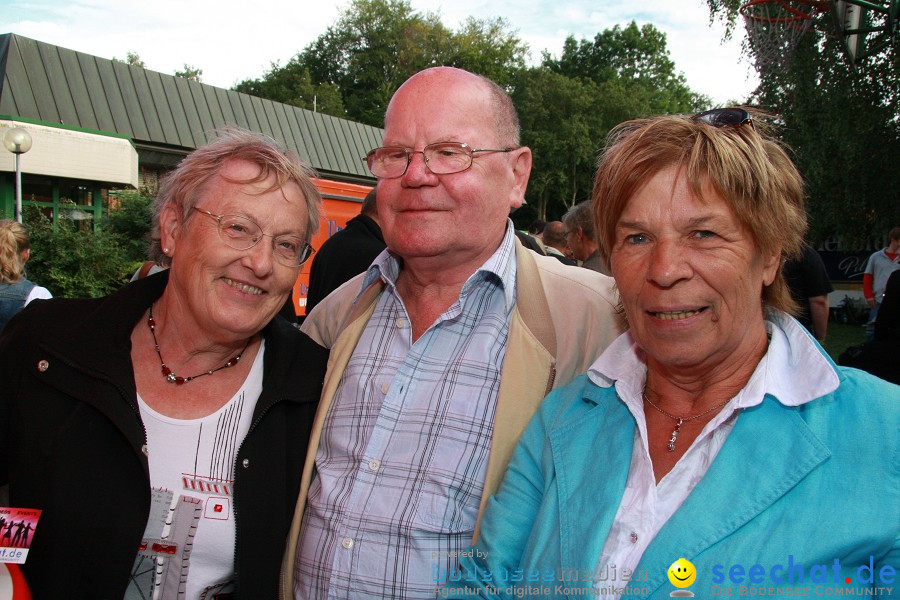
<box><xmin>507</xmin><ymin>146</ymin><xmax>533</xmax><ymax>210</ymax></box>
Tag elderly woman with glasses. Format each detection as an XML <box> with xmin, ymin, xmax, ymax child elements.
<box><xmin>0</xmin><ymin>129</ymin><xmax>328</xmax><ymax>599</ymax></box>
<box><xmin>441</xmin><ymin>110</ymin><xmax>899</xmax><ymax>599</ymax></box>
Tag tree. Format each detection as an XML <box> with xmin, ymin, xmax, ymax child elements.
<box><xmin>106</xmin><ymin>190</ymin><xmax>155</xmax><ymax>263</ymax></box>
<box><xmin>235</xmin><ymin>60</ymin><xmax>345</xmax><ymax>115</ymax></box>
<box><xmin>544</xmin><ymin>22</ymin><xmax>709</xmax><ymax>114</ymax></box>
<box><xmin>511</xmin><ymin>22</ymin><xmax>709</xmax><ymax>225</ymax></box>
<box><xmin>703</xmin><ymin>1</ymin><xmax>900</xmax><ymax>247</ymax></box>
<box><xmin>24</xmin><ymin>207</ymin><xmax>134</xmax><ymax>298</ymax></box>
<box><xmin>237</xmin><ymin>0</ymin><xmax>527</xmax><ymax>126</ymax></box>
<box><xmin>23</xmin><ymin>192</ymin><xmax>156</xmax><ymax>298</ymax></box>
<box><xmin>113</xmin><ymin>51</ymin><xmax>146</xmax><ymax>68</ymax></box>
<box><xmin>510</xmin><ymin>68</ymin><xmax>604</xmax><ymax>221</ymax></box>
<box><xmin>174</xmin><ymin>64</ymin><xmax>203</xmax><ymax>81</ymax></box>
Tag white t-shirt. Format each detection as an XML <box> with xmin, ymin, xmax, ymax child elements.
<box><xmin>125</xmin><ymin>341</ymin><xmax>265</xmax><ymax>600</ymax></box>
<box><xmin>24</xmin><ymin>285</ymin><xmax>51</xmax><ymax>305</ymax></box>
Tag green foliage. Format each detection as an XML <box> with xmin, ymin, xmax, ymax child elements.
<box><xmin>510</xmin><ymin>68</ymin><xmax>604</xmax><ymax>221</ymax></box>
<box><xmin>175</xmin><ymin>64</ymin><xmax>203</xmax><ymax>82</ymax></box>
<box><xmin>780</xmin><ymin>31</ymin><xmax>900</xmax><ymax>247</ymax></box>
<box><xmin>106</xmin><ymin>190</ymin><xmax>155</xmax><ymax>264</ymax></box>
<box><xmin>232</xmin><ymin>5</ymin><xmax>709</xmax><ymax>226</ymax></box>
<box><xmin>113</xmin><ymin>51</ymin><xmax>146</xmax><ymax>68</ymax></box>
<box><xmin>513</xmin><ymin>22</ymin><xmax>709</xmax><ymax>223</ymax></box>
<box><xmin>544</xmin><ymin>23</ymin><xmax>710</xmax><ymax>113</ymax></box>
<box><xmin>235</xmin><ymin>60</ymin><xmax>345</xmax><ymax>115</ymax></box>
<box><xmin>236</xmin><ymin>0</ymin><xmax>528</xmax><ymax>126</ymax></box>
<box><xmin>701</xmin><ymin>2</ymin><xmax>900</xmax><ymax>247</ymax></box>
<box><xmin>24</xmin><ymin>207</ymin><xmax>135</xmax><ymax>298</ymax></box>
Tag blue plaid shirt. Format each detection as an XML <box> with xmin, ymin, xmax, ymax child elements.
<box><xmin>294</xmin><ymin>222</ymin><xmax>518</xmax><ymax>599</ymax></box>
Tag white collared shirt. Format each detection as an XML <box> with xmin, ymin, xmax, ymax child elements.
<box><xmin>585</xmin><ymin>311</ymin><xmax>840</xmax><ymax>597</ymax></box>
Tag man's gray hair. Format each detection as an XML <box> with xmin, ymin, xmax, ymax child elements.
<box><xmin>562</xmin><ymin>201</ymin><xmax>595</xmax><ymax>237</ymax></box>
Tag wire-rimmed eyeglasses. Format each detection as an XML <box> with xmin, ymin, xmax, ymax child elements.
<box><xmin>692</xmin><ymin>108</ymin><xmax>754</xmax><ymax>130</ymax></box>
<box><xmin>193</xmin><ymin>208</ymin><xmax>314</xmax><ymax>267</ymax></box>
<box><xmin>363</xmin><ymin>142</ymin><xmax>515</xmax><ymax>179</ymax></box>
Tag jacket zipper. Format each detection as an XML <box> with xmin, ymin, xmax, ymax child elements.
<box><xmin>231</xmin><ymin>396</ymin><xmax>281</xmax><ymax>591</ymax></box>
<box><xmin>544</xmin><ymin>365</ymin><xmax>557</xmax><ymax>397</ymax></box>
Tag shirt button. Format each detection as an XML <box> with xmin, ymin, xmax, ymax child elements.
<box><xmin>380</xmin><ymin>383</ymin><xmax>389</xmax><ymax>394</ymax></box>
<box><xmin>396</xmin><ymin>318</ymin><xmax>406</xmax><ymax>329</ymax></box>
<box><xmin>369</xmin><ymin>459</ymin><xmax>381</xmax><ymax>471</ymax></box>
<box><xmin>341</xmin><ymin>537</ymin><xmax>354</xmax><ymax>549</ymax></box>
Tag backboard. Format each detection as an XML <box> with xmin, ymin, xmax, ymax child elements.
<box><xmin>828</xmin><ymin>0</ymin><xmax>899</xmax><ymax>66</ymax></box>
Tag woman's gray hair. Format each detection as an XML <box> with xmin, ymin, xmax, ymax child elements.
<box><xmin>148</xmin><ymin>128</ymin><xmax>321</xmax><ymax>266</ymax></box>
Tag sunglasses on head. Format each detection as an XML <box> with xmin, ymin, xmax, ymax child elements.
<box><xmin>692</xmin><ymin>108</ymin><xmax>754</xmax><ymax>130</ymax></box>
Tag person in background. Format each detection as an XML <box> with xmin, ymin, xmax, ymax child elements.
<box><xmin>839</xmin><ymin>268</ymin><xmax>900</xmax><ymax>384</ymax></box>
<box><xmin>444</xmin><ymin>110</ymin><xmax>898</xmax><ymax>599</ymax></box>
<box><xmin>304</xmin><ymin>187</ymin><xmax>385</xmax><ymax>315</ymax></box>
<box><xmin>863</xmin><ymin>226</ymin><xmax>900</xmax><ymax>340</ymax></box>
<box><xmin>563</xmin><ymin>200</ymin><xmax>609</xmax><ymax>274</ymax></box>
<box><xmin>527</xmin><ymin>219</ymin><xmax>547</xmax><ymax>242</ymax></box>
<box><xmin>285</xmin><ymin>66</ymin><xmax>623</xmax><ymax>599</ymax></box>
<box><xmin>0</xmin><ymin>220</ymin><xmax>51</xmax><ymax>335</ymax></box>
<box><xmin>513</xmin><ymin>228</ymin><xmax>546</xmax><ymax>254</ymax></box>
<box><xmin>0</xmin><ymin>129</ymin><xmax>329</xmax><ymax>599</ymax></box>
<box><xmin>541</xmin><ymin>220</ymin><xmax>577</xmax><ymax>265</ymax></box>
<box><xmin>783</xmin><ymin>242</ymin><xmax>833</xmax><ymax>340</ymax></box>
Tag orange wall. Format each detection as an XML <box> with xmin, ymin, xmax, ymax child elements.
<box><xmin>291</xmin><ymin>177</ymin><xmax>374</xmax><ymax>316</ymax></box>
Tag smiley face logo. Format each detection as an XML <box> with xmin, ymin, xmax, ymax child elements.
<box><xmin>667</xmin><ymin>558</ymin><xmax>696</xmax><ymax>588</ymax></box>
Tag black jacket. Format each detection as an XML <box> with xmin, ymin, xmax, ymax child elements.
<box><xmin>0</xmin><ymin>272</ymin><xmax>327</xmax><ymax>599</ymax></box>
<box><xmin>305</xmin><ymin>214</ymin><xmax>385</xmax><ymax>314</ymax></box>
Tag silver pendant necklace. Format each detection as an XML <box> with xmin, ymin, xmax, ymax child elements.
<box><xmin>642</xmin><ymin>392</ymin><xmax>731</xmax><ymax>451</ymax></box>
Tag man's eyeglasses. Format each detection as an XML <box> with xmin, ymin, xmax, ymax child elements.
<box><xmin>364</xmin><ymin>142</ymin><xmax>515</xmax><ymax>179</ymax></box>
<box><xmin>193</xmin><ymin>208</ymin><xmax>314</xmax><ymax>267</ymax></box>
<box><xmin>692</xmin><ymin>108</ymin><xmax>754</xmax><ymax>130</ymax></box>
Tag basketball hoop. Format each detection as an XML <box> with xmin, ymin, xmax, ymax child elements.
<box><xmin>740</xmin><ymin>0</ymin><xmax>829</xmax><ymax>75</ymax></box>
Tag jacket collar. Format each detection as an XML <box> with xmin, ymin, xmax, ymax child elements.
<box><xmin>38</xmin><ymin>270</ymin><xmax>319</xmax><ymax>408</ymax></box>
<box><xmin>633</xmin><ymin>396</ymin><xmax>830</xmax><ymax>595</ymax></box>
<box><xmin>348</xmin><ymin>213</ymin><xmax>385</xmax><ymax>244</ymax></box>
<box><xmin>39</xmin><ymin>271</ymin><xmax>169</xmax><ymax>387</ymax></box>
<box><xmin>550</xmin><ymin>388</ymin><xmax>831</xmax><ymax>595</ymax></box>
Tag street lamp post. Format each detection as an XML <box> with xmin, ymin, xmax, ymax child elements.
<box><xmin>3</xmin><ymin>127</ymin><xmax>33</xmax><ymax>223</ymax></box>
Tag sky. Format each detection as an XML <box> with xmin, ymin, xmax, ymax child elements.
<box><xmin>0</xmin><ymin>0</ymin><xmax>760</xmax><ymax>107</ymax></box>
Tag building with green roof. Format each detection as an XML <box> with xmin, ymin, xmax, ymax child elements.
<box><xmin>0</xmin><ymin>32</ymin><xmax>381</xmax><ymax>223</ymax></box>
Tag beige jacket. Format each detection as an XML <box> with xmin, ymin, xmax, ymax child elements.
<box><xmin>279</xmin><ymin>241</ymin><xmax>624</xmax><ymax>597</ymax></box>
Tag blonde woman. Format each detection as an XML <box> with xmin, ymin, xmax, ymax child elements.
<box><xmin>0</xmin><ymin>220</ymin><xmax>51</xmax><ymax>334</ymax></box>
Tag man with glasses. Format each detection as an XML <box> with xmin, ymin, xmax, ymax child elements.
<box><xmin>283</xmin><ymin>67</ymin><xmax>623</xmax><ymax>599</ymax></box>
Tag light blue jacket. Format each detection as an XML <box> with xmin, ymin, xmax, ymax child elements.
<box><xmin>443</xmin><ymin>362</ymin><xmax>899</xmax><ymax>598</ymax></box>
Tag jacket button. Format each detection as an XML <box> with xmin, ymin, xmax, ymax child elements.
<box><xmin>141</xmin><ymin>445</ymin><xmax>149</xmax><ymax>457</ymax></box>
<box><xmin>37</xmin><ymin>359</ymin><xmax>49</xmax><ymax>372</ymax></box>
<box><xmin>242</xmin><ymin>458</ymin><xmax>250</xmax><ymax>468</ymax></box>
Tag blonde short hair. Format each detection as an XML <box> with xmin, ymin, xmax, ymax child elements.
<box><xmin>592</xmin><ymin>113</ymin><xmax>807</xmax><ymax>314</ymax></box>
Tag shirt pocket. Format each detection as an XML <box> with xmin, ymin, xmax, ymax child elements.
<box><xmin>408</xmin><ymin>429</ymin><xmax>488</xmax><ymax>533</ymax></box>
